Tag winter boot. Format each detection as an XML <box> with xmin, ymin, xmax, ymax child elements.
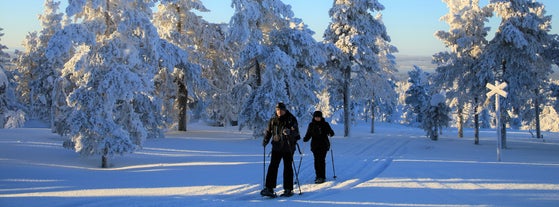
<box><xmin>315</xmin><ymin>177</ymin><xmax>325</xmax><ymax>184</ymax></box>
<box><xmin>260</xmin><ymin>188</ymin><xmax>276</xmax><ymax>197</ymax></box>
<box><xmin>280</xmin><ymin>189</ymin><xmax>294</xmax><ymax>197</ymax></box>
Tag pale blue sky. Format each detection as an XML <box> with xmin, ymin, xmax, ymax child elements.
<box><xmin>1</xmin><ymin>0</ymin><xmax>558</xmax><ymax>56</ymax></box>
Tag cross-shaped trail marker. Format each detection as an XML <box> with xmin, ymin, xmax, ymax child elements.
<box><xmin>486</xmin><ymin>81</ymin><xmax>508</xmax><ymax>161</ymax></box>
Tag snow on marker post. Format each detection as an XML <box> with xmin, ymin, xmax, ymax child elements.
<box><xmin>486</xmin><ymin>81</ymin><xmax>508</xmax><ymax>162</ymax></box>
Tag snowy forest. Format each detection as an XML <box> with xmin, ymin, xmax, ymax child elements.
<box><xmin>0</xmin><ymin>0</ymin><xmax>558</xmax><ymax>167</ymax></box>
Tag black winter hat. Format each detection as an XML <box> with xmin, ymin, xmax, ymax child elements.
<box><xmin>313</xmin><ymin>111</ymin><xmax>323</xmax><ymax>117</ymax></box>
<box><xmin>276</xmin><ymin>102</ymin><xmax>287</xmax><ymax>110</ymax></box>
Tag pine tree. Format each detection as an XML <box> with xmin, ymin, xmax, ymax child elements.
<box><xmin>228</xmin><ymin>0</ymin><xmax>325</xmax><ymax>137</ymax></box>
<box><xmin>46</xmin><ymin>0</ymin><xmax>172</xmax><ymax>167</ymax></box>
<box><xmin>551</xmin><ymin>83</ymin><xmax>559</xmax><ymax>114</ymax></box>
<box><xmin>0</xmin><ymin>28</ymin><xmax>9</xmax><ymax>69</ymax></box>
<box><xmin>0</xmin><ymin>67</ymin><xmax>8</xmax><ymax>126</ymax></box>
<box><xmin>395</xmin><ymin>79</ymin><xmax>414</xmax><ymax>125</ymax></box>
<box><xmin>153</xmin><ymin>0</ymin><xmax>219</xmax><ymax>129</ymax></box>
<box><xmin>544</xmin><ymin>35</ymin><xmax>559</xmax><ymax>127</ymax></box>
<box><xmin>1</xmin><ymin>28</ymin><xmax>25</xmax><ymax>128</ymax></box>
<box><xmin>421</xmin><ymin>93</ymin><xmax>452</xmax><ymax>140</ymax></box>
<box><xmin>544</xmin><ymin>35</ymin><xmax>559</xmax><ymax>66</ymax></box>
<box><xmin>405</xmin><ymin>66</ymin><xmax>431</xmax><ymax>126</ymax></box>
<box><xmin>434</xmin><ymin>0</ymin><xmax>492</xmax><ymax>144</ymax></box>
<box><xmin>480</xmin><ymin>0</ymin><xmax>553</xmax><ymax>147</ymax></box>
<box><xmin>367</xmin><ymin>30</ymin><xmax>399</xmax><ymax>133</ymax></box>
<box><xmin>13</xmin><ymin>0</ymin><xmax>64</xmax><ymax>125</ymax></box>
<box><xmin>323</xmin><ymin>0</ymin><xmax>390</xmax><ymax>137</ymax></box>
<box><xmin>267</xmin><ymin>19</ymin><xmax>327</xmax><ymax>124</ymax></box>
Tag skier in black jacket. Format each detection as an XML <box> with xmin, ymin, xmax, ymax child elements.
<box><xmin>303</xmin><ymin>111</ymin><xmax>334</xmax><ymax>184</ymax></box>
<box><xmin>261</xmin><ymin>102</ymin><xmax>300</xmax><ymax>197</ymax></box>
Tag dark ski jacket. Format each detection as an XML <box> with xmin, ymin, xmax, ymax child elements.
<box><xmin>263</xmin><ymin>110</ymin><xmax>300</xmax><ymax>152</ymax></box>
<box><xmin>303</xmin><ymin>119</ymin><xmax>334</xmax><ymax>152</ymax></box>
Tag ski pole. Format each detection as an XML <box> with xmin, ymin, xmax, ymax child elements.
<box><xmin>263</xmin><ymin>145</ymin><xmax>266</xmax><ymax>187</ymax></box>
<box><xmin>287</xmin><ymin>139</ymin><xmax>302</xmax><ymax>195</ymax></box>
<box><xmin>291</xmin><ymin>155</ymin><xmax>302</xmax><ymax>195</ymax></box>
<box><xmin>297</xmin><ymin>143</ymin><xmax>305</xmax><ymax>175</ymax></box>
<box><xmin>330</xmin><ymin>148</ymin><xmax>337</xmax><ymax>179</ymax></box>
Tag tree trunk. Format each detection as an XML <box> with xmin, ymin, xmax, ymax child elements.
<box><xmin>176</xmin><ymin>4</ymin><xmax>182</xmax><ymax>32</ymax></box>
<box><xmin>30</xmin><ymin>87</ymin><xmax>35</xmax><ymax>119</ymax></box>
<box><xmin>501</xmin><ymin>121</ymin><xmax>507</xmax><ymax>149</ymax></box>
<box><xmin>177</xmin><ymin>79</ymin><xmax>188</xmax><ymax>131</ymax></box>
<box><xmin>102</xmin><ymin>155</ymin><xmax>108</xmax><ymax>168</ymax></box>
<box><xmin>432</xmin><ymin>127</ymin><xmax>438</xmax><ymax>141</ymax></box>
<box><xmin>474</xmin><ymin>104</ymin><xmax>479</xmax><ymax>145</ymax></box>
<box><xmin>343</xmin><ymin>66</ymin><xmax>350</xmax><ymax>137</ymax></box>
<box><xmin>101</xmin><ymin>146</ymin><xmax>109</xmax><ymax>168</ymax></box>
<box><xmin>104</xmin><ymin>0</ymin><xmax>113</xmax><ymax>36</ymax></box>
<box><xmin>535</xmin><ymin>89</ymin><xmax>542</xmax><ymax>139</ymax></box>
<box><xmin>255</xmin><ymin>59</ymin><xmax>261</xmax><ymax>87</ymax></box>
<box><xmin>50</xmin><ymin>82</ymin><xmax>56</xmax><ymax>133</ymax></box>
<box><xmin>499</xmin><ymin>60</ymin><xmax>507</xmax><ymax>149</ymax></box>
<box><xmin>175</xmin><ymin>4</ymin><xmax>188</xmax><ymax>132</ymax></box>
<box><xmin>457</xmin><ymin>107</ymin><xmax>464</xmax><ymax>138</ymax></box>
<box><xmin>474</xmin><ymin>113</ymin><xmax>480</xmax><ymax>145</ymax></box>
<box><xmin>370</xmin><ymin>99</ymin><xmax>375</xmax><ymax>134</ymax></box>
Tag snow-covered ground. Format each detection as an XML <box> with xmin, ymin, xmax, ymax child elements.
<box><xmin>1</xmin><ymin>122</ymin><xmax>558</xmax><ymax>207</ymax></box>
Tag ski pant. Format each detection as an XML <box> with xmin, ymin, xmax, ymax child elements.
<box><xmin>265</xmin><ymin>149</ymin><xmax>293</xmax><ymax>190</ymax></box>
<box><xmin>313</xmin><ymin>149</ymin><xmax>327</xmax><ymax>179</ymax></box>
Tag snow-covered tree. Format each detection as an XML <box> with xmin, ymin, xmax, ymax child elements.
<box><xmin>153</xmin><ymin>0</ymin><xmax>219</xmax><ymax>129</ymax></box>
<box><xmin>421</xmin><ymin>93</ymin><xmax>452</xmax><ymax>140</ymax></box>
<box><xmin>0</xmin><ymin>67</ymin><xmax>9</xmax><ymax>128</ymax></box>
<box><xmin>268</xmin><ymin>20</ymin><xmax>327</xmax><ymax>124</ymax></box>
<box><xmin>0</xmin><ymin>29</ymin><xmax>10</xmax><ymax>71</ymax></box>
<box><xmin>0</xmin><ymin>28</ymin><xmax>26</xmax><ymax>128</ymax></box>
<box><xmin>545</xmin><ymin>35</ymin><xmax>559</xmax><ymax>66</ymax></box>
<box><xmin>395</xmin><ymin>79</ymin><xmax>414</xmax><ymax>124</ymax></box>
<box><xmin>405</xmin><ymin>65</ymin><xmax>451</xmax><ymax>140</ymax></box>
<box><xmin>479</xmin><ymin>107</ymin><xmax>492</xmax><ymax>129</ymax></box>
<box><xmin>405</xmin><ymin>66</ymin><xmax>431</xmax><ymax>125</ymax></box>
<box><xmin>434</xmin><ymin>0</ymin><xmax>492</xmax><ymax>144</ymax></box>
<box><xmin>479</xmin><ymin>0</ymin><xmax>553</xmax><ymax>147</ymax></box>
<box><xmin>193</xmin><ymin>23</ymin><xmax>235</xmax><ymax>126</ymax></box>
<box><xmin>364</xmin><ymin>34</ymin><xmax>398</xmax><ymax>133</ymax></box>
<box><xmin>46</xmin><ymin>0</ymin><xmax>179</xmax><ymax>167</ymax></box>
<box><xmin>537</xmin><ymin>105</ymin><xmax>559</xmax><ymax>132</ymax></box>
<box><xmin>13</xmin><ymin>0</ymin><xmax>64</xmax><ymax>125</ymax></box>
<box><xmin>228</xmin><ymin>0</ymin><xmax>326</xmax><ymax>137</ymax></box>
<box><xmin>323</xmin><ymin>0</ymin><xmax>391</xmax><ymax>137</ymax></box>
<box><xmin>551</xmin><ymin>83</ymin><xmax>559</xmax><ymax>114</ymax></box>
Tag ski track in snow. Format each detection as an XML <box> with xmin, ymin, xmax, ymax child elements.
<box><xmin>293</xmin><ymin>137</ymin><xmax>410</xmax><ymax>200</ymax></box>
<box><xmin>233</xmin><ymin>129</ymin><xmax>413</xmax><ymax>202</ymax></box>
